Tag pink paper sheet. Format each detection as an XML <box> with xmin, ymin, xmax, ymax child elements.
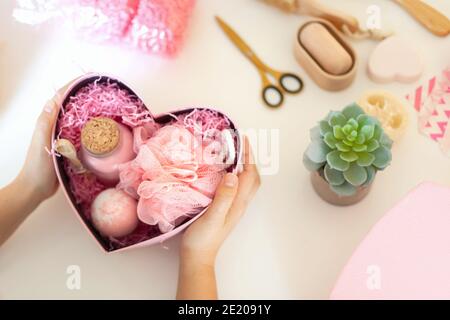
<box><xmin>406</xmin><ymin>67</ymin><xmax>450</xmax><ymax>156</ymax></box>
<box><xmin>331</xmin><ymin>182</ymin><xmax>450</xmax><ymax>299</ymax></box>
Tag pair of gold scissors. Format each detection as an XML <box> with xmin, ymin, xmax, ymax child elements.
<box><xmin>215</xmin><ymin>16</ymin><xmax>303</xmax><ymax>108</ymax></box>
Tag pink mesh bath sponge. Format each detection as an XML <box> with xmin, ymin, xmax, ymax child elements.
<box><xmin>118</xmin><ymin>117</ymin><xmax>233</xmax><ymax>233</ymax></box>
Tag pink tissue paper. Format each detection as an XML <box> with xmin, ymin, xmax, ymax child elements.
<box><xmin>13</xmin><ymin>0</ymin><xmax>196</xmax><ymax>56</ymax></box>
<box><xmin>331</xmin><ymin>182</ymin><xmax>450</xmax><ymax>299</ymax></box>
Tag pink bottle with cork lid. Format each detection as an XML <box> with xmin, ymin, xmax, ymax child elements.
<box><xmin>80</xmin><ymin>117</ymin><xmax>135</xmax><ymax>186</ymax></box>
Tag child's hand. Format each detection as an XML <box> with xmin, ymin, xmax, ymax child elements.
<box><xmin>18</xmin><ymin>81</ymin><xmax>75</xmax><ymax>203</ymax></box>
<box><xmin>17</xmin><ymin>98</ymin><xmax>60</xmax><ymax>203</ymax></box>
<box><xmin>0</xmin><ymin>81</ymin><xmax>75</xmax><ymax>246</ymax></box>
<box><xmin>177</xmin><ymin>136</ymin><xmax>260</xmax><ymax>299</ymax></box>
<box><xmin>180</xmin><ymin>136</ymin><xmax>260</xmax><ymax>266</ymax></box>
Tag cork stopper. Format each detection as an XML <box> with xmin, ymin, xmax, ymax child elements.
<box><xmin>81</xmin><ymin>117</ymin><xmax>120</xmax><ymax>155</ymax></box>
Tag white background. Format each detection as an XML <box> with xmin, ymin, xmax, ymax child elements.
<box><xmin>0</xmin><ymin>0</ymin><xmax>449</xmax><ymax>299</ymax></box>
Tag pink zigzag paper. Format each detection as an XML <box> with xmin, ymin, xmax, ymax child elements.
<box><xmin>406</xmin><ymin>67</ymin><xmax>450</xmax><ymax>155</ymax></box>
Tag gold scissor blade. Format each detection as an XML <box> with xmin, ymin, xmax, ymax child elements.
<box><xmin>215</xmin><ymin>16</ymin><xmax>259</xmax><ymax>64</ymax></box>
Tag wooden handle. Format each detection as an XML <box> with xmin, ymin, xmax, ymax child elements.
<box><xmin>297</xmin><ymin>0</ymin><xmax>360</xmax><ymax>33</ymax></box>
<box><xmin>395</xmin><ymin>0</ymin><xmax>450</xmax><ymax>37</ymax></box>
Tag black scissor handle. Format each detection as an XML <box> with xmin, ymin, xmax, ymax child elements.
<box><xmin>279</xmin><ymin>73</ymin><xmax>303</xmax><ymax>94</ymax></box>
<box><xmin>262</xmin><ymin>85</ymin><xmax>284</xmax><ymax>108</ymax></box>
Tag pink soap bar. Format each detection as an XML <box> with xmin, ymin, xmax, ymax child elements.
<box><xmin>331</xmin><ymin>182</ymin><xmax>450</xmax><ymax>299</ymax></box>
<box><xmin>80</xmin><ymin>122</ymin><xmax>135</xmax><ymax>186</ymax></box>
<box><xmin>368</xmin><ymin>36</ymin><xmax>423</xmax><ymax>84</ymax></box>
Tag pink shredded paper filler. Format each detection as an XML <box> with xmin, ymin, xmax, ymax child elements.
<box><xmin>57</xmin><ymin>81</ymin><xmax>232</xmax><ymax>249</ymax></box>
<box><xmin>13</xmin><ymin>0</ymin><xmax>196</xmax><ymax>56</ymax></box>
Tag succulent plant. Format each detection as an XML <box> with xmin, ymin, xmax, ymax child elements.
<box><xmin>303</xmin><ymin>103</ymin><xmax>393</xmax><ymax>196</ymax></box>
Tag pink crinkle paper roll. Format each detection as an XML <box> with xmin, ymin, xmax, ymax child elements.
<box><xmin>13</xmin><ymin>0</ymin><xmax>196</xmax><ymax>56</ymax></box>
<box><xmin>69</xmin><ymin>0</ymin><xmax>139</xmax><ymax>42</ymax></box>
<box><xmin>128</xmin><ymin>0</ymin><xmax>196</xmax><ymax>55</ymax></box>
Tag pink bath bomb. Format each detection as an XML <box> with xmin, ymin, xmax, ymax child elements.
<box><xmin>91</xmin><ymin>188</ymin><xmax>138</xmax><ymax>238</ymax></box>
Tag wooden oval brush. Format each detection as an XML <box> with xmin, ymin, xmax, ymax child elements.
<box><xmin>297</xmin><ymin>0</ymin><xmax>360</xmax><ymax>34</ymax></box>
<box><xmin>262</xmin><ymin>0</ymin><xmax>390</xmax><ymax>40</ymax></box>
<box><xmin>263</xmin><ymin>0</ymin><xmax>358</xmax><ymax>32</ymax></box>
<box><xmin>394</xmin><ymin>0</ymin><xmax>450</xmax><ymax>37</ymax></box>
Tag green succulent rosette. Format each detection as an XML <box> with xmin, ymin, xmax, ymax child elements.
<box><xmin>303</xmin><ymin>103</ymin><xmax>393</xmax><ymax>196</ymax></box>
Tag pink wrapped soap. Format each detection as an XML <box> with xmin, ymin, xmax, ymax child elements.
<box><xmin>91</xmin><ymin>188</ymin><xmax>138</xmax><ymax>238</ymax></box>
<box><xmin>13</xmin><ymin>0</ymin><xmax>196</xmax><ymax>56</ymax></box>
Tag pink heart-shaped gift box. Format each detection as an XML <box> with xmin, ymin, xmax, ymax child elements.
<box><xmin>52</xmin><ymin>74</ymin><xmax>242</xmax><ymax>253</ymax></box>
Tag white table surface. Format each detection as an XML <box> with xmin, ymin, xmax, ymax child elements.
<box><xmin>0</xmin><ymin>0</ymin><xmax>449</xmax><ymax>299</ymax></box>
